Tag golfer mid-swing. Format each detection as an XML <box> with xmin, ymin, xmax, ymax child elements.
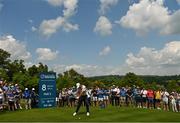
<box><xmin>73</xmin><ymin>83</ymin><xmax>90</xmax><ymax>116</ymax></box>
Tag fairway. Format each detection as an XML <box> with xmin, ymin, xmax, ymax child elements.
<box><xmin>0</xmin><ymin>106</ymin><xmax>180</xmax><ymax>122</ymax></box>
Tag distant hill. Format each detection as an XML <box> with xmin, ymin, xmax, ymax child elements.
<box><xmin>87</xmin><ymin>75</ymin><xmax>180</xmax><ymax>84</ymax></box>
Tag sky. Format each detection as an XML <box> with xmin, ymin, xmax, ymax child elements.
<box><xmin>0</xmin><ymin>0</ymin><xmax>180</xmax><ymax>76</ymax></box>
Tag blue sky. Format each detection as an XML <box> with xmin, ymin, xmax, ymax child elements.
<box><xmin>0</xmin><ymin>0</ymin><xmax>180</xmax><ymax>76</ymax></box>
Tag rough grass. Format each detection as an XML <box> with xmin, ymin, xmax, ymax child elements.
<box><xmin>0</xmin><ymin>106</ymin><xmax>180</xmax><ymax>122</ymax></box>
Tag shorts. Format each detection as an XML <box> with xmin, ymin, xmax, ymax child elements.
<box><xmin>69</xmin><ymin>97</ymin><xmax>75</xmax><ymax>102</ymax></box>
<box><xmin>142</xmin><ymin>97</ymin><xmax>147</xmax><ymax>103</ymax></box>
<box><xmin>135</xmin><ymin>96</ymin><xmax>142</xmax><ymax>103</ymax></box>
<box><xmin>25</xmin><ymin>99</ymin><xmax>31</xmax><ymax>104</ymax></box>
<box><xmin>0</xmin><ymin>99</ymin><xmax>3</xmax><ymax>104</ymax></box>
<box><xmin>120</xmin><ymin>96</ymin><xmax>126</xmax><ymax>102</ymax></box>
<box><xmin>8</xmin><ymin>101</ymin><xmax>14</xmax><ymax>106</ymax></box>
<box><xmin>162</xmin><ymin>98</ymin><xmax>168</xmax><ymax>105</ymax></box>
<box><xmin>148</xmin><ymin>98</ymin><xmax>154</xmax><ymax>103</ymax></box>
<box><xmin>103</xmin><ymin>96</ymin><xmax>109</xmax><ymax>100</ymax></box>
<box><xmin>56</xmin><ymin>97</ymin><xmax>59</xmax><ymax>102</ymax></box>
<box><xmin>98</xmin><ymin>98</ymin><xmax>104</xmax><ymax>101</ymax></box>
<box><xmin>155</xmin><ymin>99</ymin><xmax>161</xmax><ymax>103</ymax></box>
<box><xmin>92</xmin><ymin>96</ymin><xmax>98</xmax><ymax>101</ymax></box>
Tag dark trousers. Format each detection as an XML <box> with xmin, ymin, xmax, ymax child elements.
<box><xmin>115</xmin><ymin>96</ymin><xmax>120</xmax><ymax>106</ymax></box>
<box><xmin>111</xmin><ymin>95</ymin><xmax>116</xmax><ymax>106</ymax></box>
<box><xmin>75</xmin><ymin>95</ymin><xmax>89</xmax><ymax>113</ymax></box>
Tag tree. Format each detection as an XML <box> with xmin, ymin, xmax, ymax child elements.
<box><xmin>120</xmin><ymin>72</ymin><xmax>144</xmax><ymax>87</ymax></box>
<box><xmin>166</xmin><ymin>80</ymin><xmax>180</xmax><ymax>92</ymax></box>
<box><xmin>0</xmin><ymin>68</ymin><xmax>8</xmax><ymax>80</ymax></box>
<box><xmin>7</xmin><ymin>60</ymin><xmax>26</xmax><ymax>81</ymax></box>
<box><xmin>0</xmin><ymin>48</ymin><xmax>11</xmax><ymax>69</ymax></box>
<box><xmin>56</xmin><ymin>69</ymin><xmax>89</xmax><ymax>89</ymax></box>
<box><xmin>28</xmin><ymin>63</ymin><xmax>49</xmax><ymax>77</ymax></box>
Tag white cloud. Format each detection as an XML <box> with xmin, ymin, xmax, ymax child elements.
<box><xmin>160</xmin><ymin>10</ymin><xmax>180</xmax><ymax>35</ymax></box>
<box><xmin>39</xmin><ymin>17</ymin><xmax>64</xmax><ymax>37</ymax></box>
<box><xmin>28</xmin><ymin>19</ymin><xmax>33</xmax><ymax>24</ymax></box>
<box><xmin>46</xmin><ymin>0</ymin><xmax>64</xmax><ymax>7</ymax></box>
<box><xmin>0</xmin><ymin>35</ymin><xmax>31</xmax><ymax>61</ymax></box>
<box><xmin>51</xmin><ymin>41</ymin><xmax>180</xmax><ymax>76</ymax></box>
<box><xmin>94</xmin><ymin>16</ymin><xmax>112</xmax><ymax>36</ymax></box>
<box><xmin>47</xmin><ymin>0</ymin><xmax>78</xmax><ymax>18</ymax></box>
<box><xmin>39</xmin><ymin>17</ymin><xmax>78</xmax><ymax>37</ymax></box>
<box><xmin>63</xmin><ymin>0</ymin><xmax>78</xmax><ymax>18</ymax></box>
<box><xmin>24</xmin><ymin>62</ymin><xmax>34</xmax><ymax>68</ymax></box>
<box><xmin>62</xmin><ymin>21</ymin><xmax>79</xmax><ymax>32</ymax></box>
<box><xmin>116</xmin><ymin>0</ymin><xmax>180</xmax><ymax>35</ymax></box>
<box><xmin>177</xmin><ymin>0</ymin><xmax>180</xmax><ymax>5</ymax></box>
<box><xmin>99</xmin><ymin>0</ymin><xmax>118</xmax><ymax>15</ymax></box>
<box><xmin>99</xmin><ymin>46</ymin><xmax>111</xmax><ymax>56</ymax></box>
<box><xmin>52</xmin><ymin>64</ymin><xmax>118</xmax><ymax>76</ymax></box>
<box><xmin>36</xmin><ymin>48</ymin><xmax>59</xmax><ymax>61</ymax></box>
<box><xmin>31</xmin><ymin>26</ymin><xmax>37</xmax><ymax>32</ymax></box>
<box><xmin>125</xmin><ymin>41</ymin><xmax>180</xmax><ymax>75</ymax></box>
<box><xmin>39</xmin><ymin>0</ymin><xmax>79</xmax><ymax>37</ymax></box>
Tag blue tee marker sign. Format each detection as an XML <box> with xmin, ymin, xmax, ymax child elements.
<box><xmin>39</xmin><ymin>72</ymin><xmax>56</xmax><ymax>108</ymax></box>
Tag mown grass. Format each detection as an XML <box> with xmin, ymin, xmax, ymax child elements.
<box><xmin>0</xmin><ymin>106</ymin><xmax>180</xmax><ymax>122</ymax></box>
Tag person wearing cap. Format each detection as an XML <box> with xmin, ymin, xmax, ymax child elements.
<box><xmin>177</xmin><ymin>93</ymin><xmax>180</xmax><ymax>112</ymax></box>
<box><xmin>73</xmin><ymin>83</ymin><xmax>90</xmax><ymax>116</ymax></box>
<box><xmin>111</xmin><ymin>85</ymin><xmax>117</xmax><ymax>106</ymax></box>
<box><xmin>120</xmin><ymin>87</ymin><xmax>126</xmax><ymax>107</ymax></box>
<box><xmin>31</xmin><ymin>88</ymin><xmax>37</xmax><ymax>108</ymax></box>
<box><xmin>14</xmin><ymin>86</ymin><xmax>22</xmax><ymax>110</ymax></box>
<box><xmin>23</xmin><ymin>88</ymin><xmax>31</xmax><ymax>109</ymax></box>
<box><xmin>0</xmin><ymin>89</ymin><xmax>4</xmax><ymax>110</ymax></box>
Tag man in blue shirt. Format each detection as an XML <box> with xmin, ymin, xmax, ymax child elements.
<box><xmin>23</xmin><ymin>88</ymin><xmax>31</xmax><ymax>110</ymax></box>
<box><xmin>97</xmin><ymin>88</ymin><xmax>105</xmax><ymax>108</ymax></box>
<box><xmin>120</xmin><ymin>87</ymin><xmax>126</xmax><ymax>106</ymax></box>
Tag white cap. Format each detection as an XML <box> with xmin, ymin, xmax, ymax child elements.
<box><xmin>82</xmin><ymin>85</ymin><xmax>86</xmax><ymax>89</ymax></box>
<box><xmin>76</xmin><ymin>83</ymin><xmax>80</xmax><ymax>88</ymax></box>
<box><xmin>25</xmin><ymin>88</ymin><xmax>28</xmax><ymax>90</ymax></box>
<box><xmin>32</xmin><ymin>88</ymin><xmax>35</xmax><ymax>91</ymax></box>
<box><xmin>82</xmin><ymin>85</ymin><xmax>86</xmax><ymax>92</ymax></box>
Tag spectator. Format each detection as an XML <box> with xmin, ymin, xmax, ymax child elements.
<box><xmin>120</xmin><ymin>87</ymin><xmax>126</xmax><ymax>107</ymax></box>
<box><xmin>111</xmin><ymin>85</ymin><xmax>117</xmax><ymax>106</ymax></box>
<box><xmin>0</xmin><ymin>88</ymin><xmax>4</xmax><ymax>110</ymax></box>
<box><xmin>147</xmin><ymin>88</ymin><xmax>154</xmax><ymax>109</ymax></box>
<box><xmin>177</xmin><ymin>94</ymin><xmax>180</xmax><ymax>112</ymax></box>
<box><xmin>103</xmin><ymin>87</ymin><xmax>109</xmax><ymax>107</ymax></box>
<box><xmin>97</xmin><ymin>88</ymin><xmax>105</xmax><ymax>108</ymax></box>
<box><xmin>23</xmin><ymin>88</ymin><xmax>31</xmax><ymax>110</ymax></box>
<box><xmin>162</xmin><ymin>90</ymin><xmax>169</xmax><ymax>111</ymax></box>
<box><xmin>92</xmin><ymin>87</ymin><xmax>98</xmax><ymax>107</ymax></box>
<box><xmin>7</xmin><ymin>89</ymin><xmax>15</xmax><ymax>111</ymax></box>
<box><xmin>134</xmin><ymin>87</ymin><xmax>142</xmax><ymax>108</ymax></box>
<box><xmin>31</xmin><ymin>88</ymin><xmax>37</xmax><ymax>108</ymax></box>
<box><xmin>126</xmin><ymin>87</ymin><xmax>133</xmax><ymax>107</ymax></box>
<box><xmin>14</xmin><ymin>85</ymin><xmax>22</xmax><ymax>110</ymax></box>
<box><xmin>170</xmin><ymin>93</ymin><xmax>178</xmax><ymax>112</ymax></box>
<box><xmin>155</xmin><ymin>89</ymin><xmax>162</xmax><ymax>110</ymax></box>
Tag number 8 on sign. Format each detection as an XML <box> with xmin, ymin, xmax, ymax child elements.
<box><xmin>42</xmin><ymin>84</ymin><xmax>46</xmax><ymax>91</ymax></box>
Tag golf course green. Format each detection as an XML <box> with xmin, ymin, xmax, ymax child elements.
<box><xmin>0</xmin><ymin>106</ymin><xmax>180</xmax><ymax>122</ymax></box>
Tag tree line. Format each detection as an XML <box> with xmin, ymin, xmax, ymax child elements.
<box><xmin>0</xmin><ymin>48</ymin><xmax>180</xmax><ymax>92</ymax></box>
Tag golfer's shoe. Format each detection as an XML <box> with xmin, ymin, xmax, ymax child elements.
<box><xmin>86</xmin><ymin>112</ymin><xmax>90</xmax><ymax>116</ymax></box>
<box><xmin>73</xmin><ymin>112</ymin><xmax>77</xmax><ymax>116</ymax></box>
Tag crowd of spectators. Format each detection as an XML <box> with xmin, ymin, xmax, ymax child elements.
<box><xmin>56</xmin><ymin>85</ymin><xmax>180</xmax><ymax>112</ymax></box>
<box><xmin>0</xmin><ymin>80</ymin><xmax>38</xmax><ymax>111</ymax></box>
<box><xmin>0</xmin><ymin>79</ymin><xmax>180</xmax><ymax>113</ymax></box>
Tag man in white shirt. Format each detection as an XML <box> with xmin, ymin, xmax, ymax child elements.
<box><xmin>141</xmin><ymin>88</ymin><xmax>147</xmax><ymax>108</ymax></box>
<box><xmin>73</xmin><ymin>83</ymin><xmax>90</xmax><ymax>116</ymax></box>
<box><xmin>162</xmin><ymin>90</ymin><xmax>169</xmax><ymax>111</ymax></box>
